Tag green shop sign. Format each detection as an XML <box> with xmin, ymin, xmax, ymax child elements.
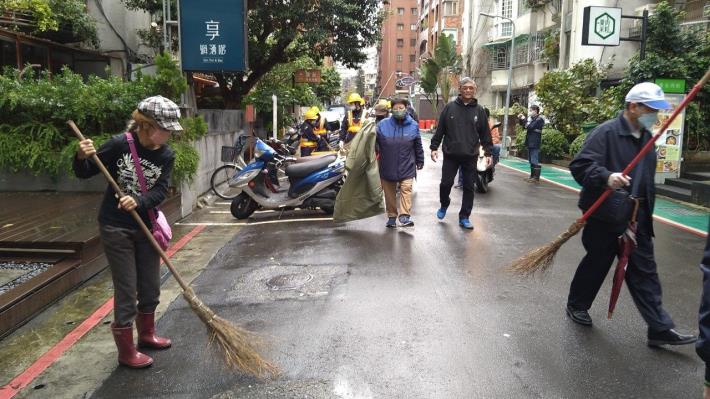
<box><xmin>655</xmin><ymin>78</ymin><xmax>686</xmax><ymax>94</ymax></box>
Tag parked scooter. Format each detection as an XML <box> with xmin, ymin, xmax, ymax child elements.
<box><xmin>475</xmin><ymin>147</ymin><xmax>495</xmax><ymax>193</ymax></box>
<box><xmin>230</xmin><ymin>138</ymin><xmax>345</xmax><ymax>219</ymax></box>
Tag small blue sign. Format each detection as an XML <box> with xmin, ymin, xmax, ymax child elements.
<box><xmin>179</xmin><ymin>0</ymin><xmax>247</xmax><ymax>72</ymax></box>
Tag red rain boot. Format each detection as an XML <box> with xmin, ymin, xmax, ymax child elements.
<box><xmin>135</xmin><ymin>312</ymin><xmax>172</xmax><ymax>349</ymax></box>
<box><xmin>111</xmin><ymin>323</ymin><xmax>153</xmax><ymax>368</ymax></box>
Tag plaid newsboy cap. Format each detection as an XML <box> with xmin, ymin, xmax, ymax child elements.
<box><xmin>137</xmin><ymin>95</ymin><xmax>184</xmax><ymax>131</ymax></box>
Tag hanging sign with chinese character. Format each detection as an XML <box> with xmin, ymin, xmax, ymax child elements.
<box><xmin>582</xmin><ymin>6</ymin><xmax>621</xmax><ymax>46</ymax></box>
<box><xmin>179</xmin><ymin>0</ymin><xmax>247</xmax><ymax>72</ymax></box>
<box><xmin>293</xmin><ymin>69</ymin><xmax>321</xmax><ymax>84</ymax></box>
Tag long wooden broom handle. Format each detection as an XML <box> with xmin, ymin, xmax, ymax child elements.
<box><xmin>67</xmin><ymin>120</ymin><xmax>190</xmax><ymax>293</ymax></box>
<box><xmin>579</xmin><ymin>66</ymin><xmax>710</xmax><ymax>223</ymax></box>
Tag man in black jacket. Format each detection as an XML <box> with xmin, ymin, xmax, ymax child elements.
<box><xmin>430</xmin><ymin>77</ymin><xmax>492</xmax><ymax>230</ymax></box>
<box><xmin>566</xmin><ymin>82</ymin><xmax>696</xmax><ymax>348</ymax></box>
<box><xmin>518</xmin><ymin>104</ymin><xmax>545</xmax><ymax>182</ymax></box>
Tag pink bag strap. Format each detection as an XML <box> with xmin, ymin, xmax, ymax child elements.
<box><xmin>125</xmin><ymin>132</ymin><xmax>158</xmax><ymax>224</ymax></box>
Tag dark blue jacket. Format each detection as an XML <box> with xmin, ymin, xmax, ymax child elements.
<box><xmin>376</xmin><ymin>114</ymin><xmax>424</xmax><ymax>181</ymax></box>
<box><xmin>697</xmin><ymin>227</ymin><xmax>710</xmax><ymax>383</ymax></box>
<box><xmin>524</xmin><ymin>115</ymin><xmax>544</xmax><ymax>149</ymax></box>
<box><xmin>569</xmin><ymin>112</ymin><xmax>657</xmax><ymax>232</ymax></box>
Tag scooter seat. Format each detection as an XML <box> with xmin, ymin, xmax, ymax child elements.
<box><xmin>285</xmin><ymin>155</ymin><xmax>337</xmax><ymax>178</ymax></box>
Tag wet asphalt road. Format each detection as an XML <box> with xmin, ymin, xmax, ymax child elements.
<box><xmin>92</xmin><ymin>159</ymin><xmax>706</xmax><ymax>399</ymax></box>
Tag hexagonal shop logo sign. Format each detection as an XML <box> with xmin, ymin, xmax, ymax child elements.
<box><xmin>594</xmin><ymin>13</ymin><xmax>615</xmax><ymax>39</ymax></box>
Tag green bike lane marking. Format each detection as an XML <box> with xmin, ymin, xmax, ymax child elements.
<box><xmin>499</xmin><ymin>158</ymin><xmax>709</xmax><ymax>236</ymax></box>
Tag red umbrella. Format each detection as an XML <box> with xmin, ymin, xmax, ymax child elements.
<box><xmin>608</xmin><ymin>199</ymin><xmax>641</xmax><ymax>319</ymax></box>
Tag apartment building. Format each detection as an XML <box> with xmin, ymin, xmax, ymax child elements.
<box><xmin>464</xmin><ymin>0</ymin><xmax>709</xmax><ymax>112</ymax></box>
<box><xmin>376</xmin><ymin>0</ymin><xmax>420</xmax><ymax>98</ymax></box>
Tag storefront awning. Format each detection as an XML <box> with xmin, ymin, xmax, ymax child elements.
<box><xmin>481</xmin><ymin>34</ymin><xmax>530</xmax><ymax>48</ymax></box>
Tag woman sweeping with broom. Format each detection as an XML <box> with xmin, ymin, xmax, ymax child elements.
<box><xmin>73</xmin><ymin>95</ymin><xmax>179</xmax><ymax>368</ymax></box>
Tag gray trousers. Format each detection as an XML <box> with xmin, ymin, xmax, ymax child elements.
<box><xmin>100</xmin><ymin>224</ymin><xmax>161</xmax><ymax>326</ymax></box>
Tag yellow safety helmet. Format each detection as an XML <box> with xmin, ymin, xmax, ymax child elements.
<box><xmin>378</xmin><ymin>99</ymin><xmax>392</xmax><ymax>110</ymax></box>
<box><xmin>347</xmin><ymin>93</ymin><xmax>365</xmax><ymax>105</ymax></box>
<box><xmin>309</xmin><ymin>106</ymin><xmax>321</xmax><ymax>114</ymax></box>
<box><xmin>304</xmin><ymin>109</ymin><xmax>319</xmax><ymax>120</ymax></box>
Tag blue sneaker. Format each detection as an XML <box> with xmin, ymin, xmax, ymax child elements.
<box><xmin>399</xmin><ymin>215</ymin><xmax>414</xmax><ymax>227</ymax></box>
<box><xmin>386</xmin><ymin>217</ymin><xmax>397</xmax><ymax>228</ymax></box>
<box><xmin>436</xmin><ymin>207</ymin><xmax>447</xmax><ymax>220</ymax></box>
<box><xmin>459</xmin><ymin>218</ymin><xmax>474</xmax><ymax>230</ymax></box>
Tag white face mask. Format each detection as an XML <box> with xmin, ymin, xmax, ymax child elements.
<box><xmin>637</xmin><ymin>112</ymin><xmax>658</xmax><ymax>131</ymax></box>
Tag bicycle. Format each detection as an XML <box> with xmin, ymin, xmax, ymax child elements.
<box><xmin>211</xmin><ymin>133</ymin><xmax>301</xmax><ymax>199</ymax></box>
<box><xmin>210</xmin><ymin>136</ymin><xmax>249</xmax><ymax>200</ymax></box>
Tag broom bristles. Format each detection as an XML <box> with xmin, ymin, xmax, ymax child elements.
<box><xmin>508</xmin><ymin>221</ymin><xmax>584</xmax><ymax>276</ymax></box>
<box><xmin>183</xmin><ymin>288</ymin><xmax>278</xmax><ymax>378</ymax></box>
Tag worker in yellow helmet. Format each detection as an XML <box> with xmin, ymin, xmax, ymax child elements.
<box><xmin>340</xmin><ymin>93</ymin><xmax>366</xmax><ymax>144</ymax></box>
<box><xmin>299</xmin><ymin>108</ymin><xmax>326</xmax><ymax>156</ymax></box>
<box><xmin>309</xmin><ymin>106</ymin><xmax>329</xmax><ymax>145</ymax></box>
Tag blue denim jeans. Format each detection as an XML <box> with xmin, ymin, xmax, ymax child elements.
<box><xmin>492</xmin><ymin>144</ymin><xmax>501</xmax><ymax>165</ymax></box>
<box><xmin>528</xmin><ymin>147</ymin><xmax>540</xmax><ymax>166</ymax></box>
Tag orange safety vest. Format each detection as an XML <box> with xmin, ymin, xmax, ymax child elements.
<box><xmin>347</xmin><ymin>111</ymin><xmax>363</xmax><ymax>133</ymax></box>
<box><xmin>300</xmin><ymin>123</ymin><xmax>318</xmax><ymax>148</ymax></box>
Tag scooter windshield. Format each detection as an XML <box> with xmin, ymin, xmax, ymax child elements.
<box><xmin>253</xmin><ymin>139</ymin><xmax>276</xmax><ymax>161</ymax></box>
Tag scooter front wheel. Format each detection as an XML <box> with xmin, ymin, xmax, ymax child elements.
<box><xmin>230</xmin><ymin>193</ymin><xmax>259</xmax><ymax>219</ymax></box>
<box><xmin>476</xmin><ymin>171</ymin><xmax>489</xmax><ymax>193</ymax></box>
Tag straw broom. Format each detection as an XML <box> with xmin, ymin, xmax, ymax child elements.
<box><xmin>509</xmin><ymin>66</ymin><xmax>710</xmax><ymax>276</ymax></box>
<box><xmin>68</xmin><ymin>121</ymin><xmax>278</xmax><ymax>377</ymax></box>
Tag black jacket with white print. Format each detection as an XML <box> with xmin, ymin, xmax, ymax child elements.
<box><xmin>73</xmin><ymin>133</ymin><xmax>175</xmax><ymax>229</ymax></box>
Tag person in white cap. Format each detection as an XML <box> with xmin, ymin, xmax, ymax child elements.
<box><xmin>73</xmin><ymin>95</ymin><xmax>182</xmax><ymax>368</ymax></box>
<box><xmin>564</xmin><ymin>82</ymin><xmax>697</xmax><ymax>347</ymax></box>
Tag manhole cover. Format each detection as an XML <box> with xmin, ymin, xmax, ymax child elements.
<box><xmin>266</xmin><ymin>273</ymin><xmax>313</xmax><ymax>290</ymax></box>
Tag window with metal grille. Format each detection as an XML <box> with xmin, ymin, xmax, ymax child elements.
<box><xmin>515</xmin><ymin>41</ymin><xmax>529</xmax><ymax>65</ymax></box>
<box><xmin>410</xmin><ymin>38</ymin><xmax>417</xmax><ymax>47</ymax></box>
<box><xmin>397</xmin><ymin>54</ymin><xmax>403</xmax><ymax>62</ymax></box>
<box><xmin>410</xmin><ymin>54</ymin><xmax>416</xmax><ymax>62</ymax></box>
<box><xmin>412</xmin><ymin>8</ymin><xmax>418</xmax><ymax>15</ymax></box>
<box><xmin>490</xmin><ymin>45</ymin><xmax>509</xmax><ymax>70</ymax></box>
<box><xmin>411</xmin><ymin>24</ymin><xmax>417</xmax><ymax>31</ymax></box>
<box><xmin>443</xmin><ymin>1</ymin><xmax>458</xmax><ymax>16</ymax></box>
<box><xmin>501</xmin><ymin>0</ymin><xmax>512</xmax><ymax>18</ymax></box>
<box><xmin>397</xmin><ymin>8</ymin><xmax>405</xmax><ymax>15</ymax></box>
<box><xmin>501</xmin><ymin>21</ymin><xmax>512</xmax><ymax>36</ymax></box>
<box><xmin>397</xmin><ymin>39</ymin><xmax>404</xmax><ymax>47</ymax></box>
<box><xmin>397</xmin><ymin>24</ymin><xmax>404</xmax><ymax>31</ymax></box>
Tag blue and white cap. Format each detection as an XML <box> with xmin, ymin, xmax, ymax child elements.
<box><xmin>625</xmin><ymin>82</ymin><xmax>672</xmax><ymax>110</ymax></box>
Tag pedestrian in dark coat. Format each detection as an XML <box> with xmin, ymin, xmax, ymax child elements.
<box><xmin>518</xmin><ymin>104</ymin><xmax>544</xmax><ymax>182</ymax></box>
<box><xmin>697</xmin><ymin>224</ymin><xmax>710</xmax><ymax>398</ymax></box>
<box><xmin>429</xmin><ymin>77</ymin><xmax>492</xmax><ymax>230</ymax></box>
<box><xmin>376</xmin><ymin>98</ymin><xmax>424</xmax><ymax>228</ymax></box>
<box><xmin>565</xmin><ymin>82</ymin><xmax>696</xmax><ymax>348</ymax></box>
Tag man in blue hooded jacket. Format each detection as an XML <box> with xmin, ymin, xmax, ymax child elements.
<box><xmin>376</xmin><ymin>98</ymin><xmax>424</xmax><ymax>228</ymax></box>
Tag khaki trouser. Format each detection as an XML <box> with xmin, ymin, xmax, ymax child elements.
<box><xmin>381</xmin><ymin>178</ymin><xmax>413</xmax><ymax>218</ymax></box>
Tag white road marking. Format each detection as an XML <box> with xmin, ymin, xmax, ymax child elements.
<box><xmin>176</xmin><ymin>217</ymin><xmax>333</xmax><ymax>227</ymax></box>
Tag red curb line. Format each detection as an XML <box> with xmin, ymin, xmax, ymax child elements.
<box><xmin>0</xmin><ymin>225</ymin><xmax>206</xmax><ymax>399</ymax></box>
